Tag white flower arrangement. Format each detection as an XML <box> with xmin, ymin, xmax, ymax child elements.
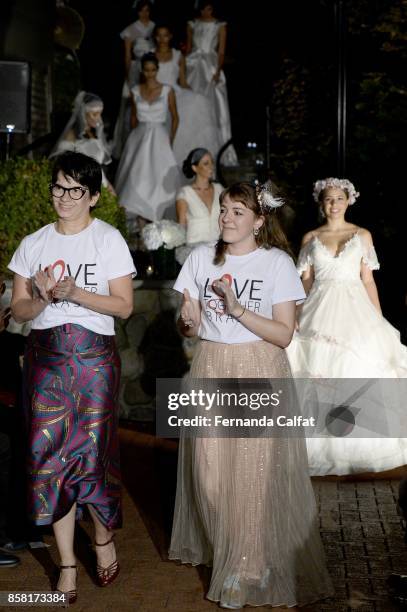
<box><xmin>142</xmin><ymin>220</ymin><xmax>186</xmax><ymax>250</ymax></box>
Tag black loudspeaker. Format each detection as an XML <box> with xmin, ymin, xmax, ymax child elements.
<box><xmin>0</xmin><ymin>61</ymin><xmax>31</xmax><ymax>133</ymax></box>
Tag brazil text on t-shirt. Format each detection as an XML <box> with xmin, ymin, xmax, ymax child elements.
<box><xmin>8</xmin><ymin>219</ymin><xmax>136</xmax><ymax>335</ymax></box>
<box><xmin>173</xmin><ymin>244</ymin><xmax>305</xmax><ymax>344</ymax></box>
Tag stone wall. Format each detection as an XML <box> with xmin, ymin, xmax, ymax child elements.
<box><xmin>115</xmin><ymin>279</ymin><xmax>198</xmax><ymax>421</ymax></box>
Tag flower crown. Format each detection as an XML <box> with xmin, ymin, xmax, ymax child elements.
<box><xmin>313</xmin><ymin>178</ymin><xmax>360</xmax><ymax>205</ymax></box>
<box><xmin>255</xmin><ymin>180</ymin><xmax>285</xmax><ymax>214</ymax></box>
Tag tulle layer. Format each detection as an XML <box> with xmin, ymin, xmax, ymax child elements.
<box><xmin>287</xmin><ymin>280</ymin><xmax>407</xmax><ymax>476</ymax></box>
<box><xmin>169</xmin><ymin>340</ymin><xmax>333</xmax><ymax>608</ymax></box>
<box><xmin>288</xmin><ymin>281</ymin><xmax>407</xmax><ymax>378</ymax></box>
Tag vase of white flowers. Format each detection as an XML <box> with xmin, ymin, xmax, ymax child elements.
<box><xmin>141</xmin><ymin>220</ymin><xmax>186</xmax><ymax>279</ymax></box>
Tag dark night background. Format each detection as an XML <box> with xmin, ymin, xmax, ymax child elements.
<box><xmin>67</xmin><ymin>0</ymin><xmax>406</xmax><ymax>338</ymax></box>
<box><xmin>1</xmin><ymin>0</ymin><xmax>406</xmax><ymax>337</ymax></box>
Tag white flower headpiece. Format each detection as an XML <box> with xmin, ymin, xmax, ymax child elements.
<box><xmin>255</xmin><ymin>180</ymin><xmax>285</xmax><ymax>214</ymax></box>
<box><xmin>313</xmin><ymin>177</ymin><xmax>360</xmax><ymax>205</ymax></box>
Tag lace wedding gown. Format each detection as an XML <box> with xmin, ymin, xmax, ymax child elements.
<box><xmin>157</xmin><ymin>49</ymin><xmax>220</xmax><ymax>166</ymax></box>
<box><xmin>115</xmin><ymin>84</ymin><xmax>181</xmax><ymax>221</ymax></box>
<box><xmin>186</xmin><ymin>20</ymin><xmax>238</xmax><ymax>167</ymax></box>
<box><xmin>286</xmin><ymin>231</ymin><xmax>407</xmax><ymax>475</ymax></box>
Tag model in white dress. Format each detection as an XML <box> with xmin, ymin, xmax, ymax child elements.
<box><xmin>156</xmin><ymin>45</ymin><xmax>220</xmax><ymax>166</ymax></box>
<box><xmin>112</xmin><ymin>6</ymin><xmax>156</xmax><ymax>158</ymax></box>
<box><xmin>50</xmin><ymin>91</ymin><xmax>114</xmax><ymax>192</ymax></box>
<box><xmin>115</xmin><ymin>82</ymin><xmax>181</xmax><ymax>221</ymax></box>
<box><xmin>186</xmin><ymin>16</ymin><xmax>238</xmax><ymax>167</ymax></box>
<box><xmin>176</xmin><ymin>182</ymin><xmax>222</xmax><ymax>244</ymax></box>
<box><xmin>286</xmin><ymin>180</ymin><xmax>407</xmax><ymax>476</ymax></box>
<box><xmin>176</xmin><ymin>148</ymin><xmax>223</xmax><ymax>267</ymax></box>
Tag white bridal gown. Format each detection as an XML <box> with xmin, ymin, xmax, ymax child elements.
<box><xmin>286</xmin><ymin>231</ymin><xmax>407</xmax><ymax>476</ymax></box>
<box><xmin>115</xmin><ymin>84</ymin><xmax>181</xmax><ymax>221</ymax></box>
<box><xmin>112</xmin><ymin>20</ymin><xmax>155</xmax><ymax>158</ymax></box>
<box><xmin>157</xmin><ymin>48</ymin><xmax>220</xmax><ymax>166</ymax></box>
<box><xmin>186</xmin><ymin>20</ymin><xmax>238</xmax><ymax>167</ymax></box>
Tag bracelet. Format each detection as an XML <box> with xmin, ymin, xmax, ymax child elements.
<box><xmin>233</xmin><ymin>304</ymin><xmax>246</xmax><ymax>319</ymax></box>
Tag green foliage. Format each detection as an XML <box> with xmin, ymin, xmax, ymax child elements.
<box><xmin>0</xmin><ymin>157</ymin><xmax>128</xmax><ymax>276</ymax></box>
<box><xmin>269</xmin><ymin>0</ymin><xmax>405</xmax><ymax>234</ymax></box>
<box><xmin>346</xmin><ymin>0</ymin><xmax>406</xmax><ymax>226</ymax></box>
<box><xmin>269</xmin><ymin>59</ymin><xmax>333</xmax><ymax>211</ymax></box>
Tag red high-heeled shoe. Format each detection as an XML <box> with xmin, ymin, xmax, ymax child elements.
<box><xmin>57</xmin><ymin>564</ymin><xmax>78</xmax><ymax>605</ymax></box>
<box><xmin>95</xmin><ymin>534</ymin><xmax>120</xmax><ymax>587</ymax></box>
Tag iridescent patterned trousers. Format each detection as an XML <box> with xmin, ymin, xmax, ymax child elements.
<box><xmin>23</xmin><ymin>324</ymin><xmax>121</xmax><ymax>529</ymax></box>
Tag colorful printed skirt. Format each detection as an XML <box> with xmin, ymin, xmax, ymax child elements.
<box><xmin>23</xmin><ymin>324</ymin><xmax>122</xmax><ymax>529</ymax></box>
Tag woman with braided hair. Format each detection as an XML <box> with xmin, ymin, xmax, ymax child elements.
<box><xmin>169</xmin><ymin>181</ymin><xmax>333</xmax><ymax>609</ymax></box>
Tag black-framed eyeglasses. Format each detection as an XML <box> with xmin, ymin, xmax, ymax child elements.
<box><xmin>49</xmin><ymin>183</ymin><xmax>88</xmax><ymax>200</ymax></box>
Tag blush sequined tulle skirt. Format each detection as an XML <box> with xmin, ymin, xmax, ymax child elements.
<box><xmin>169</xmin><ymin>340</ymin><xmax>333</xmax><ymax>608</ymax></box>
<box><xmin>23</xmin><ymin>324</ymin><xmax>122</xmax><ymax>529</ymax></box>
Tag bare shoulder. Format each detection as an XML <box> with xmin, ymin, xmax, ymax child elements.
<box><xmin>357</xmin><ymin>226</ymin><xmax>372</xmax><ymax>237</ymax></box>
<box><xmin>301</xmin><ymin>229</ymin><xmax>318</xmax><ymax>246</ymax></box>
<box><xmin>357</xmin><ymin>227</ymin><xmax>374</xmax><ymax>243</ymax></box>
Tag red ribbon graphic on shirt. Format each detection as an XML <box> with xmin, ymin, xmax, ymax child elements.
<box><xmin>45</xmin><ymin>260</ymin><xmax>66</xmax><ymax>283</ymax></box>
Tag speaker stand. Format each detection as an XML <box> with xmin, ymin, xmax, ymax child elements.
<box><xmin>4</xmin><ymin>126</ymin><xmax>15</xmax><ymax>160</ymax></box>
<box><xmin>5</xmin><ymin>132</ymin><xmax>12</xmax><ymax>160</ymax></box>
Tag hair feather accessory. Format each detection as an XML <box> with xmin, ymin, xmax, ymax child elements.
<box><xmin>313</xmin><ymin>177</ymin><xmax>360</xmax><ymax>205</ymax></box>
<box><xmin>254</xmin><ymin>180</ymin><xmax>284</xmax><ymax>214</ymax></box>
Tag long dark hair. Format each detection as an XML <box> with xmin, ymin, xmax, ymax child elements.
<box><xmin>214</xmin><ymin>182</ymin><xmax>293</xmax><ymax>266</ymax></box>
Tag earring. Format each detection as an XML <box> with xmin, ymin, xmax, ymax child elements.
<box><xmin>253</xmin><ymin>228</ymin><xmax>259</xmax><ymax>236</ymax></box>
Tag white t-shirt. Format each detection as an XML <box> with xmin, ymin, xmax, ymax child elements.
<box><xmin>8</xmin><ymin>219</ymin><xmax>136</xmax><ymax>335</ymax></box>
<box><xmin>173</xmin><ymin>244</ymin><xmax>306</xmax><ymax>344</ymax></box>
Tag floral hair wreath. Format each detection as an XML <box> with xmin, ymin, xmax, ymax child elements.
<box><xmin>313</xmin><ymin>177</ymin><xmax>360</xmax><ymax>206</ymax></box>
<box><xmin>254</xmin><ymin>180</ymin><xmax>285</xmax><ymax>214</ymax></box>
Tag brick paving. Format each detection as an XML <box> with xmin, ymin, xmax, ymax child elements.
<box><xmin>0</xmin><ymin>429</ymin><xmax>406</xmax><ymax>611</ymax></box>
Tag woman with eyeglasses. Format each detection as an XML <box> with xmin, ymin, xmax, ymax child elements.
<box><xmin>8</xmin><ymin>151</ymin><xmax>136</xmax><ymax>603</ymax></box>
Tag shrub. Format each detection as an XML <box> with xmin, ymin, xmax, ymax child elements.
<box><xmin>0</xmin><ymin>157</ymin><xmax>127</xmax><ymax>276</ymax></box>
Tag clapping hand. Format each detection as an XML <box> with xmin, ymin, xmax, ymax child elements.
<box><xmin>180</xmin><ymin>288</ymin><xmax>198</xmax><ymax>328</ymax></box>
<box><xmin>34</xmin><ymin>267</ymin><xmax>56</xmax><ymax>302</ymax></box>
<box><xmin>51</xmin><ymin>277</ymin><xmax>77</xmax><ymax>301</ymax></box>
<box><xmin>212</xmin><ymin>278</ymin><xmax>240</xmax><ymax>316</ymax></box>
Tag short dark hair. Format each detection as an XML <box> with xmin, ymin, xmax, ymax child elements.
<box><xmin>51</xmin><ymin>151</ymin><xmax>102</xmax><ymax>196</ymax></box>
<box><xmin>141</xmin><ymin>52</ymin><xmax>159</xmax><ymax>70</ymax></box>
<box><xmin>134</xmin><ymin>0</ymin><xmax>152</xmax><ymax>14</ymax></box>
<box><xmin>198</xmin><ymin>0</ymin><xmax>216</xmax><ymax>13</ymax></box>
